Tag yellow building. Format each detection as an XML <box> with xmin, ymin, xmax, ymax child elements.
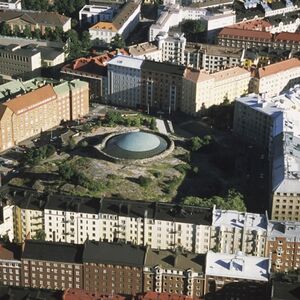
<box><xmin>0</xmin><ymin>79</ymin><xmax>89</xmax><ymax>151</ymax></box>
<box><xmin>182</xmin><ymin>67</ymin><xmax>251</xmax><ymax>115</ymax></box>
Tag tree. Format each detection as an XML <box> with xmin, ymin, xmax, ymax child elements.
<box><xmin>22</xmin><ymin>25</ymin><xmax>32</xmax><ymax>38</ymax></box>
<box><xmin>81</xmin><ymin>31</ymin><xmax>91</xmax><ymax>51</ymax></box>
<box><xmin>105</xmin><ymin>111</ymin><xmax>123</xmax><ymax>126</ymax></box>
<box><xmin>183</xmin><ymin>189</ymin><xmax>246</xmax><ymax>212</ymax></box>
<box><xmin>59</xmin><ymin>162</ymin><xmax>75</xmax><ymax>180</ymax></box>
<box><xmin>190</xmin><ymin>135</ymin><xmax>211</xmax><ymax>152</ymax></box>
<box><xmin>149</xmin><ymin>118</ymin><xmax>156</xmax><ymax>130</ymax></box>
<box><xmin>111</xmin><ymin>34</ymin><xmax>125</xmax><ymax>49</ymax></box>
<box><xmin>32</xmin><ymin>28</ymin><xmax>41</xmax><ymax>39</ymax></box>
<box><xmin>34</xmin><ymin>229</ymin><xmax>46</xmax><ymax>241</ymax></box>
<box><xmin>0</xmin><ymin>22</ymin><xmax>11</xmax><ymax>36</ymax></box>
<box><xmin>12</xmin><ymin>25</ymin><xmax>21</xmax><ymax>36</ymax></box>
<box><xmin>65</xmin><ymin>29</ymin><xmax>81</xmax><ymax>59</ymax></box>
<box><xmin>138</xmin><ymin>176</ymin><xmax>152</xmax><ymax>187</ymax></box>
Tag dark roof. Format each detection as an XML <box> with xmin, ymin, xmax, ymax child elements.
<box><xmin>0</xmin><ymin>10</ymin><xmax>70</xmax><ymax>27</ymax></box>
<box><xmin>5</xmin><ymin>186</ymin><xmax>212</xmax><ymax>225</ymax></box>
<box><xmin>0</xmin><ymin>242</ymin><xmax>22</xmax><ymax>260</ymax></box>
<box><xmin>22</xmin><ymin>240</ymin><xmax>83</xmax><ymax>263</ymax></box>
<box><xmin>0</xmin><ymin>285</ymin><xmax>63</xmax><ymax>300</ymax></box>
<box><xmin>141</xmin><ymin>60</ymin><xmax>186</xmax><ymax>76</ymax></box>
<box><xmin>272</xmin><ymin>274</ymin><xmax>300</xmax><ymax>300</ymax></box>
<box><xmin>83</xmin><ymin>240</ymin><xmax>146</xmax><ymax>267</ymax></box>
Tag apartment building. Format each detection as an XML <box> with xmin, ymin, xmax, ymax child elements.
<box><xmin>1</xmin><ymin>187</ymin><xmax>212</xmax><ymax>253</ymax></box>
<box><xmin>128</xmin><ymin>42</ymin><xmax>162</xmax><ymax>61</ymax></box>
<box><xmin>21</xmin><ymin>240</ymin><xmax>84</xmax><ymax>290</ymax></box>
<box><xmin>0</xmin><ymin>36</ymin><xmax>66</xmax><ymax>69</ymax></box>
<box><xmin>0</xmin><ymin>243</ymin><xmax>22</xmax><ymax>287</ymax></box>
<box><xmin>0</xmin><ymin>10</ymin><xmax>71</xmax><ymax>34</ymax></box>
<box><xmin>205</xmin><ymin>252</ymin><xmax>270</xmax><ymax>298</ymax></box>
<box><xmin>61</xmin><ymin>49</ymin><xmax>128</xmax><ymax>103</ymax></box>
<box><xmin>0</xmin><ymin>0</ymin><xmax>21</xmax><ymax>10</ymax></box>
<box><xmin>0</xmin><ymin>78</ymin><xmax>89</xmax><ymax>151</ymax></box>
<box><xmin>210</xmin><ymin>209</ymin><xmax>268</xmax><ymax>257</ymax></box>
<box><xmin>157</xmin><ymin>33</ymin><xmax>186</xmax><ymax>65</ymax></box>
<box><xmin>89</xmin><ymin>0</ymin><xmax>141</xmax><ymax>45</ymax></box>
<box><xmin>218</xmin><ymin>27</ymin><xmax>300</xmax><ymax>51</ymax></box>
<box><xmin>143</xmin><ymin>248</ymin><xmax>205</xmax><ymax>297</ymax></box>
<box><xmin>141</xmin><ymin>61</ymin><xmax>185</xmax><ymax>113</ymax></box>
<box><xmin>148</xmin><ymin>5</ymin><xmax>235</xmax><ymax>42</ymax></box>
<box><xmin>79</xmin><ymin>4</ymin><xmax>115</xmax><ymax>25</ymax></box>
<box><xmin>267</xmin><ymin>221</ymin><xmax>300</xmax><ymax>272</ymax></box>
<box><xmin>0</xmin><ymin>44</ymin><xmax>41</xmax><ymax>79</ymax></box>
<box><xmin>83</xmin><ymin>241</ymin><xmax>145</xmax><ymax>295</ymax></box>
<box><xmin>107</xmin><ymin>55</ymin><xmax>143</xmax><ymax>107</ymax></box>
<box><xmin>182</xmin><ymin>67</ymin><xmax>250</xmax><ymax>115</ymax></box>
<box><xmin>184</xmin><ymin>43</ymin><xmax>244</xmax><ymax>72</ymax></box>
<box><xmin>250</xmin><ymin>58</ymin><xmax>300</xmax><ymax>96</ymax></box>
<box><xmin>233</xmin><ymin>86</ymin><xmax>300</xmax><ymax>221</ymax></box>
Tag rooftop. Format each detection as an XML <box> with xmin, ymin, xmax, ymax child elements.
<box><xmin>108</xmin><ymin>55</ymin><xmax>144</xmax><ymax>69</ymax></box>
<box><xmin>83</xmin><ymin>240</ymin><xmax>145</xmax><ymax>267</ymax></box>
<box><xmin>5</xmin><ymin>186</ymin><xmax>212</xmax><ymax>225</ymax></box>
<box><xmin>141</xmin><ymin>60</ymin><xmax>186</xmax><ymax>76</ymax></box>
<box><xmin>212</xmin><ymin>208</ymin><xmax>268</xmax><ymax>233</ymax></box>
<box><xmin>218</xmin><ymin>27</ymin><xmax>273</xmax><ymax>40</ymax></box>
<box><xmin>63</xmin><ymin>288</ymin><xmax>126</xmax><ymax>300</ymax></box>
<box><xmin>22</xmin><ymin>240</ymin><xmax>84</xmax><ymax>263</ymax></box>
<box><xmin>128</xmin><ymin>42</ymin><xmax>159</xmax><ymax>56</ymax></box>
<box><xmin>230</xmin><ymin>19</ymin><xmax>272</xmax><ymax>31</ymax></box>
<box><xmin>256</xmin><ymin>58</ymin><xmax>300</xmax><ymax>78</ymax></box>
<box><xmin>205</xmin><ymin>251</ymin><xmax>270</xmax><ymax>282</ymax></box>
<box><xmin>144</xmin><ymin>248</ymin><xmax>205</xmax><ymax>273</ymax></box>
<box><xmin>268</xmin><ymin>220</ymin><xmax>300</xmax><ymax>241</ymax></box>
<box><xmin>0</xmin><ymin>10</ymin><xmax>70</xmax><ymax>27</ymax></box>
<box><xmin>185</xmin><ymin>42</ymin><xmax>243</xmax><ymax>58</ymax></box>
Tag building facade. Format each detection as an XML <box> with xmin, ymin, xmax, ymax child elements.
<box><xmin>89</xmin><ymin>0</ymin><xmax>141</xmax><ymax>45</ymax></box>
<box><xmin>141</xmin><ymin>61</ymin><xmax>185</xmax><ymax>113</ymax></box>
<box><xmin>79</xmin><ymin>4</ymin><xmax>115</xmax><ymax>25</ymax></box>
<box><xmin>0</xmin><ymin>0</ymin><xmax>22</xmax><ymax>10</ymax></box>
<box><xmin>267</xmin><ymin>221</ymin><xmax>300</xmax><ymax>272</ymax></box>
<box><xmin>210</xmin><ymin>209</ymin><xmax>268</xmax><ymax>257</ymax></box>
<box><xmin>250</xmin><ymin>58</ymin><xmax>300</xmax><ymax>97</ymax></box>
<box><xmin>0</xmin><ymin>78</ymin><xmax>89</xmax><ymax>151</ymax></box>
<box><xmin>182</xmin><ymin>67</ymin><xmax>250</xmax><ymax>115</ymax></box>
<box><xmin>107</xmin><ymin>55</ymin><xmax>143</xmax><ymax>107</ymax></box>
<box><xmin>144</xmin><ymin>248</ymin><xmax>205</xmax><ymax>297</ymax></box>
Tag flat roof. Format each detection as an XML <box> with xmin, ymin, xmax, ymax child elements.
<box><xmin>141</xmin><ymin>60</ymin><xmax>186</xmax><ymax>76</ymax></box>
<box><xmin>268</xmin><ymin>220</ymin><xmax>300</xmax><ymax>241</ymax></box>
<box><xmin>108</xmin><ymin>54</ymin><xmax>144</xmax><ymax>69</ymax></box>
<box><xmin>212</xmin><ymin>209</ymin><xmax>268</xmax><ymax>233</ymax></box>
<box><xmin>205</xmin><ymin>251</ymin><xmax>269</xmax><ymax>282</ymax></box>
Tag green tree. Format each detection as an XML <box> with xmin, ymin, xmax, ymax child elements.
<box><xmin>183</xmin><ymin>189</ymin><xmax>246</xmax><ymax>212</ymax></box>
<box><xmin>32</xmin><ymin>28</ymin><xmax>41</xmax><ymax>39</ymax></box>
<box><xmin>34</xmin><ymin>229</ymin><xmax>46</xmax><ymax>241</ymax></box>
<box><xmin>149</xmin><ymin>118</ymin><xmax>156</xmax><ymax>130</ymax></box>
<box><xmin>44</xmin><ymin>27</ymin><xmax>52</xmax><ymax>39</ymax></box>
<box><xmin>0</xmin><ymin>22</ymin><xmax>11</xmax><ymax>36</ymax></box>
<box><xmin>111</xmin><ymin>33</ymin><xmax>125</xmax><ymax>49</ymax></box>
<box><xmin>81</xmin><ymin>31</ymin><xmax>91</xmax><ymax>51</ymax></box>
<box><xmin>190</xmin><ymin>136</ymin><xmax>202</xmax><ymax>152</ymax></box>
<box><xmin>59</xmin><ymin>162</ymin><xmax>75</xmax><ymax>180</ymax></box>
<box><xmin>12</xmin><ymin>25</ymin><xmax>21</xmax><ymax>36</ymax></box>
<box><xmin>138</xmin><ymin>176</ymin><xmax>152</xmax><ymax>188</ymax></box>
<box><xmin>65</xmin><ymin>29</ymin><xmax>81</xmax><ymax>59</ymax></box>
<box><xmin>22</xmin><ymin>25</ymin><xmax>32</xmax><ymax>38</ymax></box>
<box><xmin>105</xmin><ymin>111</ymin><xmax>123</xmax><ymax>125</ymax></box>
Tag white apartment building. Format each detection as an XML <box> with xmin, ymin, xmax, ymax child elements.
<box><xmin>0</xmin><ymin>0</ymin><xmax>21</xmax><ymax>10</ymax></box>
<box><xmin>0</xmin><ymin>205</ymin><xmax>14</xmax><ymax>241</ymax></box>
<box><xmin>107</xmin><ymin>55</ymin><xmax>143</xmax><ymax>107</ymax></box>
<box><xmin>89</xmin><ymin>0</ymin><xmax>141</xmax><ymax>45</ymax></box>
<box><xmin>210</xmin><ymin>209</ymin><xmax>268</xmax><ymax>256</ymax></box>
<box><xmin>250</xmin><ymin>58</ymin><xmax>300</xmax><ymax>97</ymax></box>
<box><xmin>79</xmin><ymin>5</ymin><xmax>115</xmax><ymax>25</ymax></box>
<box><xmin>182</xmin><ymin>67</ymin><xmax>251</xmax><ymax>114</ymax></box>
<box><xmin>148</xmin><ymin>4</ymin><xmax>235</xmax><ymax>42</ymax></box>
<box><xmin>2</xmin><ymin>188</ymin><xmax>212</xmax><ymax>253</ymax></box>
<box><xmin>233</xmin><ymin>86</ymin><xmax>300</xmax><ymax>221</ymax></box>
<box><xmin>157</xmin><ymin>32</ymin><xmax>186</xmax><ymax>65</ymax></box>
<box><xmin>128</xmin><ymin>42</ymin><xmax>162</xmax><ymax>61</ymax></box>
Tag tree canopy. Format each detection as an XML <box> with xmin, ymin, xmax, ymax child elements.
<box><xmin>111</xmin><ymin>34</ymin><xmax>126</xmax><ymax>49</ymax></box>
<box><xmin>183</xmin><ymin>189</ymin><xmax>246</xmax><ymax>212</ymax></box>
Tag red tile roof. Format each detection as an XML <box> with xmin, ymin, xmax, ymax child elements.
<box><xmin>275</xmin><ymin>32</ymin><xmax>300</xmax><ymax>42</ymax></box>
<box><xmin>218</xmin><ymin>27</ymin><xmax>273</xmax><ymax>40</ymax></box>
<box><xmin>256</xmin><ymin>58</ymin><xmax>300</xmax><ymax>78</ymax></box>
<box><xmin>138</xmin><ymin>292</ymin><xmax>203</xmax><ymax>300</ymax></box>
<box><xmin>63</xmin><ymin>288</ymin><xmax>126</xmax><ymax>300</ymax></box>
<box><xmin>230</xmin><ymin>19</ymin><xmax>272</xmax><ymax>31</ymax></box>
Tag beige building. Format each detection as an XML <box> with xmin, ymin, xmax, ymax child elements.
<box><xmin>210</xmin><ymin>209</ymin><xmax>268</xmax><ymax>257</ymax></box>
<box><xmin>0</xmin><ymin>79</ymin><xmax>89</xmax><ymax>151</ymax></box>
<box><xmin>250</xmin><ymin>58</ymin><xmax>300</xmax><ymax>97</ymax></box>
<box><xmin>182</xmin><ymin>67</ymin><xmax>251</xmax><ymax>115</ymax></box>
